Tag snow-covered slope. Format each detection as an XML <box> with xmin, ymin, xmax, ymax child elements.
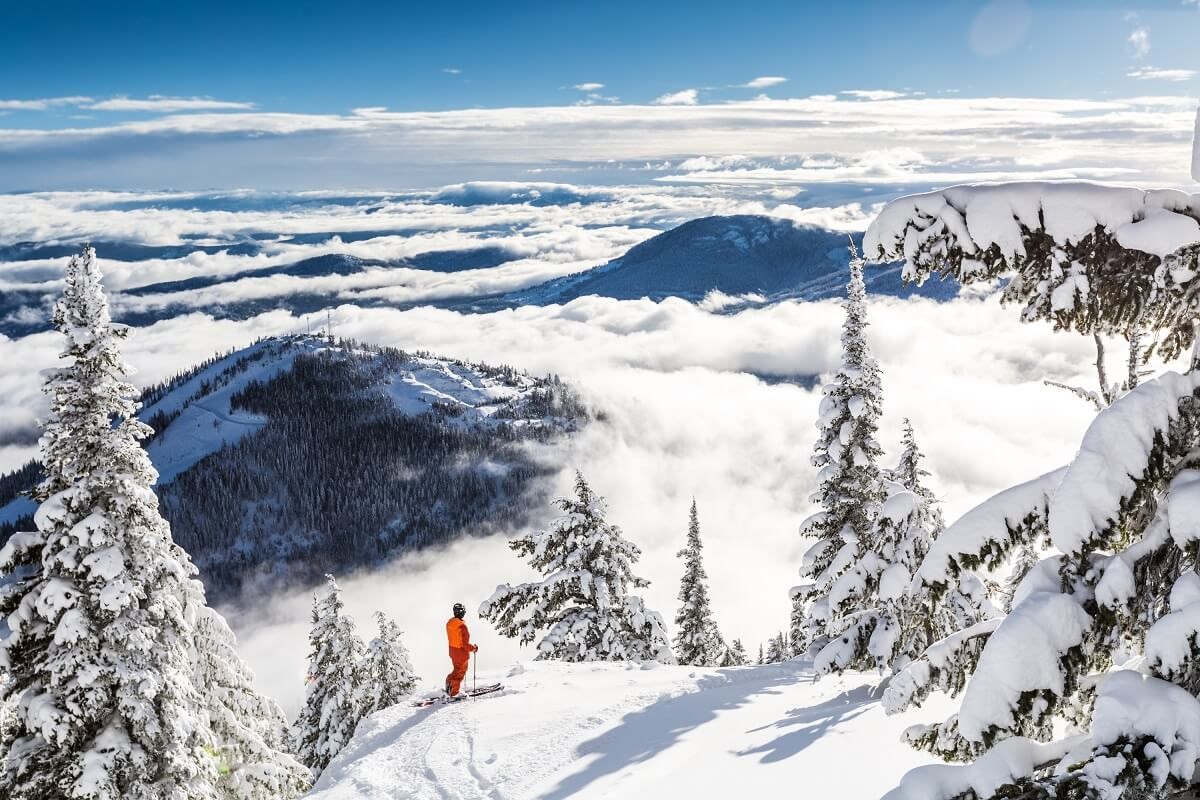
<box><xmin>307</xmin><ymin>659</ymin><xmax>955</xmax><ymax>800</ymax></box>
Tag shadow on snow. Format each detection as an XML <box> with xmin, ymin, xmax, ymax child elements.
<box><xmin>536</xmin><ymin>660</ymin><xmax>880</xmax><ymax>799</ymax></box>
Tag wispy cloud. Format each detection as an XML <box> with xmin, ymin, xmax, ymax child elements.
<box><xmin>652</xmin><ymin>88</ymin><xmax>698</xmax><ymax>106</ymax></box>
<box><xmin>85</xmin><ymin>96</ymin><xmax>256</xmax><ymax>112</ymax></box>
<box><xmin>1127</xmin><ymin>23</ymin><xmax>1151</xmax><ymax>58</ymax></box>
<box><xmin>742</xmin><ymin>76</ymin><xmax>787</xmax><ymax>89</ymax></box>
<box><xmin>574</xmin><ymin>82</ymin><xmax>605</xmax><ymax>92</ymax></box>
<box><xmin>0</xmin><ymin>96</ymin><xmax>93</xmax><ymax>111</ymax></box>
<box><xmin>841</xmin><ymin>89</ymin><xmax>907</xmax><ymax>101</ymax></box>
<box><xmin>442</xmin><ymin>67</ymin><xmax>462</xmax><ymax>75</ymax></box>
<box><xmin>1128</xmin><ymin>66</ymin><xmax>1196</xmax><ymax>82</ymax></box>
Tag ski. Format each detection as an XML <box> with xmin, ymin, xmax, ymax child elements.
<box><xmin>412</xmin><ymin>683</ymin><xmax>503</xmax><ymax>708</ymax></box>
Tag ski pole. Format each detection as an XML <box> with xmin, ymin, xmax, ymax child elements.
<box><xmin>473</xmin><ymin>651</ymin><xmax>477</xmax><ymax>693</ymax></box>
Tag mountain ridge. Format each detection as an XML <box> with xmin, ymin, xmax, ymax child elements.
<box><xmin>0</xmin><ymin>334</ymin><xmax>585</xmax><ymax>602</ymax></box>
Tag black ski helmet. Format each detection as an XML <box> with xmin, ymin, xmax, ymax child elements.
<box><xmin>453</xmin><ymin>602</ymin><xmax>466</xmax><ymax>619</ymax></box>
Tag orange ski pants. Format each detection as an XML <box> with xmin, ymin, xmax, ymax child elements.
<box><xmin>445</xmin><ymin>647</ymin><xmax>471</xmax><ymax>696</ymax></box>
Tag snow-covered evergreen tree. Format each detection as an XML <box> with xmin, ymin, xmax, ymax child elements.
<box><xmin>480</xmin><ymin>471</ymin><xmax>673</xmax><ymax>664</ymax></box>
<box><xmin>874</xmin><ymin>421</ymin><xmax>993</xmax><ymax>675</ymax></box>
<box><xmin>788</xmin><ymin>592</ymin><xmax>808</xmax><ymax>657</ymax></box>
<box><xmin>795</xmin><ymin>244</ymin><xmax>889</xmax><ymax>670</ymax></box>
<box><xmin>719</xmin><ymin>638</ymin><xmax>749</xmax><ymax>667</ymax></box>
<box><xmin>0</xmin><ymin>246</ymin><xmax>218</xmax><ymax>799</ymax></box>
<box><xmin>673</xmin><ymin>500</ymin><xmax>727</xmax><ymax>666</ymax></box>
<box><xmin>356</xmin><ymin>611</ymin><xmax>417</xmax><ymax>717</ymax></box>
<box><xmin>1000</xmin><ymin>543</ymin><xmax>1039</xmax><ymax>614</ymax></box>
<box><xmin>188</xmin><ymin>597</ymin><xmax>311</xmax><ymax>799</ymax></box>
<box><xmin>764</xmin><ymin>631</ymin><xmax>790</xmax><ymax>664</ymax></box>
<box><xmin>293</xmin><ymin>575</ymin><xmax>365</xmax><ymax>776</ymax></box>
<box><xmin>869</xmin><ymin>183</ymin><xmax>1200</xmax><ymax>800</ymax></box>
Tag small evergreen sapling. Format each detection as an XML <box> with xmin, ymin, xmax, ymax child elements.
<box><xmin>293</xmin><ymin>576</ymin><xmax>365</xmax><ymax>775</ymax></box>
<box><xmin>480</xmin><ymin>472</ymin><xmax>673</xmax><ymax>663</ymax></box>
<box><xmin>356</xmin><ymin>611</ymin><xmax>418</xmax><ymax>717</ymax></box>
<box><xmin>673</xmin><ymin>500</ymin><xmax>729</xmax><ymax>666</ymax></box>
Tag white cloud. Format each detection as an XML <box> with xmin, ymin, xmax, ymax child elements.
<box><xmin>442</xmin><ymin>67</ymin><xmax>463</xmax><ymax>75</ymax></box>
<box><xmin>1129</xmin><ymin>26</ymin><xmax>1150</xmax><ymax>58</ymax></box>
<box><xmin>652</xmin><ymin>89</ymin><xmax>698</xmax><ymax>106</ymax></box>
<box><xmin>0</xmin><ymin>94</ymin><xmax>1195</xmax><ymax>190</ymax></box>
<box><xmin>743</xmin><ymin>77</ymin><xmax>787</xmax><ymax>89</ymax></box>
<box><xmin>0</xmin><ymin>96</ymin><xmax>92</xmax><ymax>111</ymax></box>
<box><xmin>1128</xmin><ymin>66</ymin><xmax>1196</xmax><ymax>82</ymax></box>
<box><xmin>841</xmin><ymin>89</ymin><xmax>907</xmax><ymax>101</ymax></box>
<box><xmin>574</xmin><ymin>82</ymin><xmax>605</xmax><ymax>92</ymax></box>
<box><xmin>85</xmin><ymin>96</ymin><xmax>256</xmax><ymax>112</ymax></box>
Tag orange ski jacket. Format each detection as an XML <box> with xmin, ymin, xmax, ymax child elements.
<box><xmin>447</xmin><ymin>617</ymin><xmax>476</xmax><ymax>651</ymax></box>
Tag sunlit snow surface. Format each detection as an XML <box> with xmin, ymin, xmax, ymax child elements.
<box><xmin>307</xmin><ymin>659</ymin><xmax>956</xmax><ymax>800</ymax></box>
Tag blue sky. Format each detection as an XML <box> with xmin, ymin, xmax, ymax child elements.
<box><xmin>0</xmin><ymin>0</ymin><xmax>1196</xmax><ymax>190</ymax></box>
<box><xmin>2</xmin><ymin>0</ymin><xmax>1198</xmax><ymax>124</ymax></box>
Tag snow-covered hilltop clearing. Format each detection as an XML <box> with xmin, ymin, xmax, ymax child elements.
<box><xmin>0</xmin><ymin>334</ymin><xmax>584</xmax><ymax>601</ymax></box>
<box><xmin>306</xmin><ymin>659</ymin><xmax>955</xmax><ymax>800</ymax></box>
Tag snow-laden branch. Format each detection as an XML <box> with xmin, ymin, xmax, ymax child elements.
<box><xmin>863</xmin><ymin>181</ymin><xmax>1200</xmax><ymax>361</ymax></box>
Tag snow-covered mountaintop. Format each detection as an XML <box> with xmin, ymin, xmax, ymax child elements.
<box><xmin>474</xmin><ymin>215</ymin><xmax>958</xmax><ymax>310</ymax></box>
<box><xmin>0</xmin><ymin>334</ymin><xmax>583</xmax><ymax>600</ymax></box>
<box><xmin>307</xmin><ymin>659</ymin><xmax>955</xmax><ymax>800</ymax></box>
<box><xmin>139</xmin><ymin>334</ymin><xmax>559</xmax><ymax>484</ymax></box>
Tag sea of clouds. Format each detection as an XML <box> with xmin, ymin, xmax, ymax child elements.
<box><xmin>3</xmin><ymin>284</ymin><xmax>1138</xmax><ymax>715</ymax></box>
<box><xmin>0</xmin><ymin>180</ymin><xmax>1192</xmax><ymax>717</ymax></box>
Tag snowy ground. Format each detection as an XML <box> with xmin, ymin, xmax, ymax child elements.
<box><xmin>307</xmin><ymin>659</ymin><xmax>956</xmax><ymax>799</ymax></box>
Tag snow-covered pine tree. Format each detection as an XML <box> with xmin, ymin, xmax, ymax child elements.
<box><xmin>718</xmin><ymin>638</ymin><xmax>749</xmax><ymax>667</ymax></box>
<box><xmin>480</xmin><ymin>471</ymin><xmax>673</xmax><ymax>664</ymax></box>
<box><xmin>874</xmin><ymin>420</ymin><xmax>993</xmax><ymax>675</ymax></box>
<box><xmin>1001</xmin><ymin>543</ymin><xmax>1039</xmax><ymax>614</ymax></box>
<box><xmin>0</xmin><ymin>246</ymin><xmax>218</xmax><ymax>800</ymax></box>
<box><xmin>757</xmin><ymin>643</ymin><xmax>764</xmax><ymax>665</ymax></box>
<box><xmin>788</xmin><ymin>592</ymin><xmax>808</xmax><ymax>657</ymax></box>
<box><xmin>868</xmin><ymin>183</ymin><xmax>1200</xmax><ymax>799</ymax></box>
<box><xmin>764</xmin><ymin>631</ymin><xmax>790</xmax><ymax>664</ymax></box>
<box><xmin>188</xmin><ymin>597</ymin><xmax>311</xmax><ymax>799</ymax></box>
<box><xmin>293</xmin><ymin>575</ymin><xmax>365</xmax><ymax>775</ymax></box>
<box><xmin>673</xmin><ymin>500</ymin><xmax>728</xmax><ymax>666</ymax></box>
<box><xmin>795</xmin><ymin>243</ymin><xmax>888</xmax><ymax>670</ymax></box>
<box><xmin>356</xmin><ymin>611</ymin><xmax>417</xmax><ymax>717</ymax></box>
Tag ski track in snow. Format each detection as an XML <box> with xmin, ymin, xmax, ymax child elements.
<box><xmin>306</xmin><ymin>660</ymin><xmax>958</xmax><ymax>800</ymax></box>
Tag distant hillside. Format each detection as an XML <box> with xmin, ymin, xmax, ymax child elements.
<box><xmin>0</xmin><ymin>335</ymin><xmax>584</xmax><ymax>602</ymax></box>
<box><xmin>0</xmin><ymin>216</ymin><xmax>955</xmax><ymax>336</ymax></box>
<box><xmin>499</xmin><ymin>215</ymin><xmax>857</xmax><ymax>303</ymax></box>
<box><xmin>457</xmin><ymin>215</ymin><xmax>958</xmax><ymax>311</ymax></box>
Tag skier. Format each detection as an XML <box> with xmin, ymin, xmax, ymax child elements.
<box><xmin>445</xmin><ymin>602</ymin><xmax>479</xmax><ymax>697</ymax></box>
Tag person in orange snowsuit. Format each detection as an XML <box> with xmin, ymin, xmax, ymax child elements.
<box><xmin>445</xmin><ymin>602</ymin><xmax>478</xmax><ymax>696</ymax></box>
